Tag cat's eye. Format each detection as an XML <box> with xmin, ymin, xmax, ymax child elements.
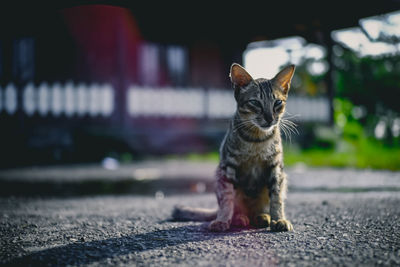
<box><xmin>274</xmin><ymin>100</ymin><xmax>283</xmax><ymax>112</ymax></box>
<box><xmin>274</xmin><ymin>100</ymin><xmax>282</xmax><ymax>107</ymax></box>
<box><xmin>248</xmin><ymin>100</ymin><xmax>262</xmax><ymax>109</ymax></box>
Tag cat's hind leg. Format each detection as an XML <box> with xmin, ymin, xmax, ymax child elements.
<box><xmin>232</xmin><ymin>213</ymin><xmax>250</xmax><ymax>228</ymax></box>
<box><xmin>209</xmin><ymin>167</ymin><xmax>235</xmax><ymax>232</ymax></box>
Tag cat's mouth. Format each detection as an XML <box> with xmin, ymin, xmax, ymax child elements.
<box><xmin>259</xmin><ymin>122</ymin><xmax>276</xmax><ymax>129</ymax></box>
<box><xmin>256</xmin><ymin>123</ymin><xmax>277</xmax><ymax>136</ymax></box>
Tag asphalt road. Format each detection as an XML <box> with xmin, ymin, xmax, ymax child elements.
<box><xmin>1</xmin><ymin>161</ymin><xmax>400</xmax><ymax>196</ymax></box>
<box><xmin>1</xmin><ymin>190</ymin><xmax>399</xmax><ymax>266</ymax></box>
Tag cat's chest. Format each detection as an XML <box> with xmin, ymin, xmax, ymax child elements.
<box><xmin>235</xmin><ymin>158</ymin><xmax>273</xmax><ymax>197</ymax></box>
<box><xmin>233</xmin><ymin>138</ymin><xmax>282</xmax><ymax>196</ymax></box>
<box><xmin>236</xmin><ymin>139</ymin><xmax>280</xmax><ymax>164</ymax></box>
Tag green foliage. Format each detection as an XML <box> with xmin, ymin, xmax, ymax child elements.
<box><xmin>166</xmin><ymin>152</ymin><xmax>220</xmax><ymax>162</ymax></box>
<box><xmin>335</xmin><ymin>48</ymin><xmax>400</xmax><ymax>115</ymax></box>
<box><xmin>284</xmin><ymin>143</ymin><xmax>400</xmax><ymax>170</ymax></box>
<box><xmin>284</xmin><ymin>98</ymin><xmax>400</xmax><ymax>170</ymax></box>
<box><xmin>185</xmin><ymin>152</ymin><xmax>219</xmax><ymax>162</ymax></box>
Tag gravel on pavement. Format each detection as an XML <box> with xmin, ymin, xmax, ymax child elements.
<box><xmin>1</xmin><ymin>190</ymin><xmax>399</xmax><ymax>266</ymax></box>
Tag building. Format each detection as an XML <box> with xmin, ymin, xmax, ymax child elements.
<box><xmin>0</xmin><ymin>3</ymin><xmax>398</xmax><ymax>167</ymax></box>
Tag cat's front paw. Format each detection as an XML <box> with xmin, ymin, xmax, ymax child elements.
<box><xmin>209</xmin><ymin>220</ymin><xmax>230</xmax><ymax>232</ymax></box>
<box><xmin>271</xmin><ymin>219</ymin><xmax>293</xmax><ymax>232</ymax></box>
<box><xmin>254</xmin><ymin>213</ymin><xmax>271</xmax><ymax>228</ymax></box>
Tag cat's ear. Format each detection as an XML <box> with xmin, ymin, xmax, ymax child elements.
<box><xmin>230</xmin><ymin>63</ymin><xmax>253</xmax><ymax>88</ymax></box>
<box><xmin>272</xmin><ymin>65</ymin><xmax>295</xmax><ymax>94</ymax></box>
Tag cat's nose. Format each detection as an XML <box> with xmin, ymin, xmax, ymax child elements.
<box><xmin>263</xmin><ymin>114</ymin><xmax>274</xmax><ymax>126</ymax></box>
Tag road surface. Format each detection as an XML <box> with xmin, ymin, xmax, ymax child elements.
<box><xmin>1</xmin><ymin>190</ymin><xmax>399</xmax><ymax>266</ymax></box>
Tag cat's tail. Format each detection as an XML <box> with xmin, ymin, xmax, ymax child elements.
<box><xmin>172</xmin><ymin>205</ymin><xmax>217</xmax><ymax>221</ymax></box>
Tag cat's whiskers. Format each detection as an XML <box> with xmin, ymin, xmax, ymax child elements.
<box><xmin>232</xmin><ymin>121</ymin><xmax>250</xmax><ymax>132</ymax></box>
<box><xmin>262</xmin><ymin>124</ymin><xmax>277</xmax><ymax>136</ymax></box>
<box><xmin>283</xmin><ymin>111</ymin><xmax>300</xmax><ymax>120</ymax></box>
<box><xmin>280</xmin><ymin>123</ymin><xmax>290</xmax><ymax>142</ymax></box>
<box><xmin>282</xmin><ymin>118</ymin><xmax>298</xmax><ymax>134</ymax></box>
<box><xmin>245</xmin><ymin>123</ymin><xmax>263</xmax><ymax>140</ymax></box>
<box><xmin>232</xmin><ymin>118</ymin><xmax>255</xmax><ymax>133</ymax></box>
<box><xmin>279</xmin><ymin>117</ymin><xmax>299</xmax><ymax>143</ymax></box>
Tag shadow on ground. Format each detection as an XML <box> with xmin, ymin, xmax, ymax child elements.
<box><xmin>5</xmin><ymin>224</ymin><xmax>267</xmax><ymax>266</ymax></box>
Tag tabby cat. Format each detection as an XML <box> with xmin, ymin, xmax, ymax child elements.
<box><xmin>172</xmin><ymin>63</ymin><xmax>295</xmax><ymax>232</ymax></box>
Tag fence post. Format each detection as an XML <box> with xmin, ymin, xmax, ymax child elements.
<box><xmin>325</xmin><ymin>33</ymin><xmax>335</xmax><ymax>125</ymax></box>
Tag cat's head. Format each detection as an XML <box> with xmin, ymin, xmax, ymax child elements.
<box><xmin>230</xmin><ymin>63</ymin><xmax>295</xmax><ymax>135</ymax></box>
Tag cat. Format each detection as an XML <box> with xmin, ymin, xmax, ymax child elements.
<box><xmin>172</xmin><ymin>63</ymin><xmax>295</xmax><ymax>232</ymax></box>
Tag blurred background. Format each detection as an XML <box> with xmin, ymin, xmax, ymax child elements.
<box><xmin>0</xmin><ymin>2</ymin><xmax>399</xmax><ymax>170</ymax></box>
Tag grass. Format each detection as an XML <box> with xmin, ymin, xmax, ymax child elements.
<box><xmin>283</xmin><ymin>143</ymin><xmax>400</xmax><ymax>170</ymax></box>
<box><xmin>171</xmin><ymin>142</ymin><xmax>400</xmax><ymax>171</ymax></box>
<box><xmin>166</xmin><ymin>152</ymin><xmax>219</xmax><ymax>162</ymax></box>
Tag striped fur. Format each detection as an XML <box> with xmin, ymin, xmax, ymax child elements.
<box><xmin>172</xmin><ymin>64</ymin><xmax>295</xmax><ymax>232</ymax></box>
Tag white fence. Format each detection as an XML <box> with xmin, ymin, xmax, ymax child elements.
<box><xmin>0</xmin><ymin>83</ymin><xmax>330</xmax><ymax>122</ymax></box>
<box><xmin>286</xmin><ymin>96</ymin><xmax>330</xmax><ymax>122</ymax></box>
<box><xmin>0</xmin><ymin>82</ymin><xmax>114</xmax><ymax>117</ymax></box>
<box><xmin>127</xmin><ymin>86</ymin><xmax>330</xmax><ymax>122</ymax></box>
<box><xmin>127</xmin><ymin>86</ymin><xmax>236</xmax><ymax>119</ymax></box>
